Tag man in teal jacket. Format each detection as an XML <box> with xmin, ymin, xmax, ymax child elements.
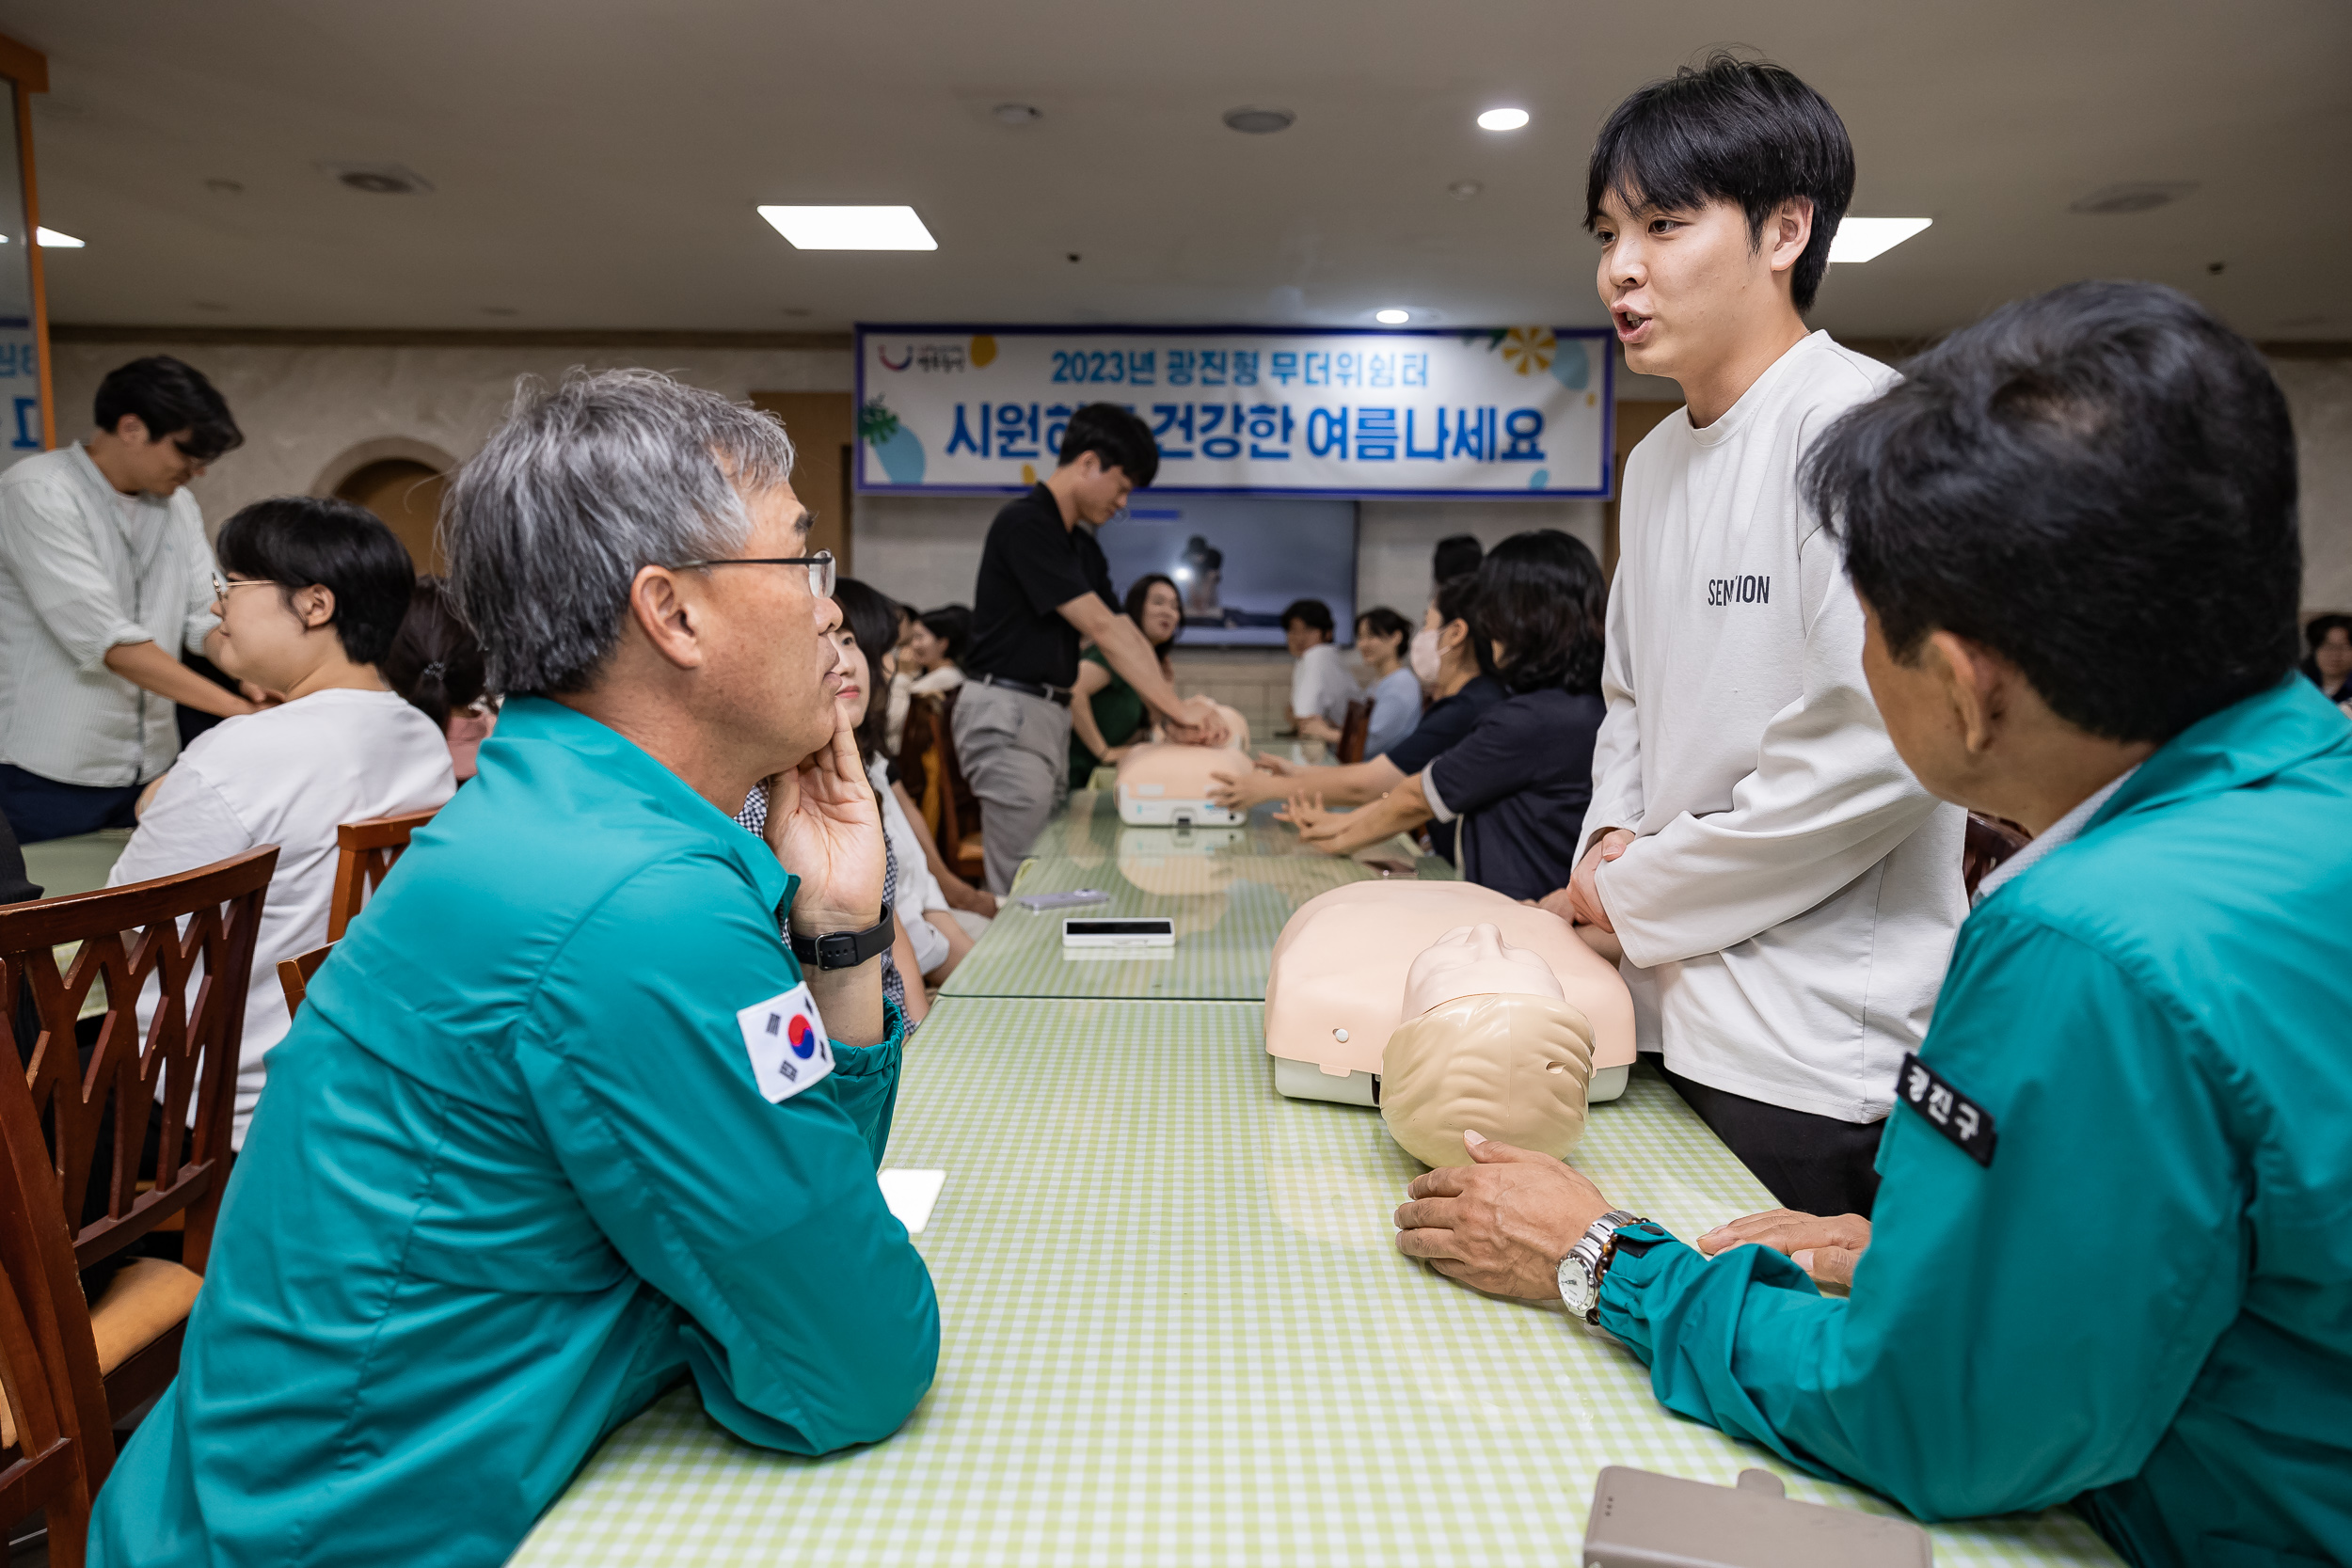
<box><xmin>1395</xmin><ymin>281</ymin><xmax>2350</xmax><ymax>1567</ymax></box>
<box><xmin>92</xmin><ymin>371</ymin><xmax>939</xmax><ymax>1565</ymax></box>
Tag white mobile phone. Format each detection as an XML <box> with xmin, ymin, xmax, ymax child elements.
<box><xmin>1016</xmin><ymin>888</ymin><xmax>1110</xmax><ymax>912</ymax></box>
<box><xmin>1061</xmin><ymin>917</ymin><xmax>1176</xmax><ymax>948</ymax></box>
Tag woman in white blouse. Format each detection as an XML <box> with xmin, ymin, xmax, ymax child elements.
<box><xmin>108</xmin><ymin>498</ymin><xmax>454</xmax><ymax>1148</ymax></box>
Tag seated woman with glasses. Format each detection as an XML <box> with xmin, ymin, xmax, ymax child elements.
<box><xmin>105</xmin><ymin>496</ymin><xmax>455</xmax><ymax>1148</ymax></box>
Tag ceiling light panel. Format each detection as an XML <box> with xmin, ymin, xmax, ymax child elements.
<box><xmin>1476</xmin><ymin>107</ymin><xmax>1529</xmax><ymax>132</ymax></box>
<box><xmin>1375</xmin><ymin>309</ymin><xmax>1410</xmax><ymax>325</ymax></box>
<box><xmin>757</xmin><ymin>206</ymin><xmax>937</xmax><ymax>251</ymax></box>
<box><xmin>1828</xmin><ymin>217</ymin><xmax>1931</xmax><ymax>263</ymax></box>
<box><xmin>35</xmin><ymin>228</ymin><xmax>84</xmax><ymax>247</ymax></box>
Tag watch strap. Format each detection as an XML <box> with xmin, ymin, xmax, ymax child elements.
<box><xmin>788</xmin><ymin>911</ymin><xmax>896</xmax><ymax>971</ymax></box>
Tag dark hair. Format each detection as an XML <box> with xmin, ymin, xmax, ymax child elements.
<box><xmin>1123</xmin><ymin>573</ymin><xmax>1182</xmax><ymax>651</ymax></box>
<box><xmin>215</xmin><ymin>496</ymin><xmax>418</xmax><ymax>666</ymax></box>
<box><xmin>1584</xmin><ymin>53</ymin><xmax>1854</xmax><ymax>313</ymax></box>
<box><xmin>1356</xmin><ymin>605</ymin><xmax>1413</xmax><ymax>657</ymax></box>
<box><xmin>1180</xmin><ymin>534</ymin><xmax>1223</xmax><ymax>573</ymax></box>
<box><xmin>1057</xmin><ymin>402</ymin><xmax>1160</xmax><ymax>488</ymax></box>
<box><xmin>916</xmin><ymin>603</ymin><xmax>971</xmax><ymax>665</ymax></box>
<box><xmin>1432</xmin><ymin>573</ymin><xmax>1498</xmax><ymax>681</ymax></box>
<box><xmin>1433</xmin><ymin>534</ymin><xmax>1484</xmax><ymax>582</ymax></box>
<box><xmin>1475</xmin><ymin>531</ymin><xmax>1606</xmax><ymax>695</ymax></box>
<box><xmin>832</xmin><ymin>578</ymin><xmax>904</xmax><ymax>763</ymax></box>
<box><xmin>2303</xmin><ymin>614</ymin><xmax>2352</xmax><ymax>656</ymax></box>
<box><xmin>1808</xmin><ymin>280</ymin><xmax>2300</xmax><ymax>744</ymax></box>
<box><xmin>383</xmin><ymin>576</ymin><xmax>487</xmax><ymax>731</ymax></box>
<box><xmin>1280</xmin><ymin>598</ymin><xmax>1335</xmax><ymax>639</ymax></box>
<box><xmin>93</xmin><ymin>355</ymin><xmax>243</xmax><ymax>461</ymax></box>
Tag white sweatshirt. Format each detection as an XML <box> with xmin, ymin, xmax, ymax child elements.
<box><xmin>110</xmin><ymin>688</ymin><xmax>456</xmax><ymax>1147</ymax></box>
<box><xmin>1581</xmin><ymin>332</ymin><xmax>1965</xmax><ymax>1123</ymax></box>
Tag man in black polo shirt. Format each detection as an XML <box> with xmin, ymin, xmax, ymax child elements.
<box><xmin>954</xmin><ymin>404</ymin><xmax>1226</xmax><ymax>892</ymax></box>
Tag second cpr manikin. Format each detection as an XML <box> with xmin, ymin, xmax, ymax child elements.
<box><xmin>1263</xmin><ymin>880</ymin><xmax>1637</xmax><ymax>1112</ymax></box>
<box><xmin>1113</xmin><ymin>704</ymin><xmax>1252</xmax><ymax>827</ymax></box>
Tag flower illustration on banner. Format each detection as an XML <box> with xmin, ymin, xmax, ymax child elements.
<box><xmin>1499</xmin><ymin>326</ymin><xmax>1556</xmax><ymax>376</ymax></box>
<box><xmin>859</xmin><ymin>396</ymin><xmax>926</xmax><ymax>484</ymax></box>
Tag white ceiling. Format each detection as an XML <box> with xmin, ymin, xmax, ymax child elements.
<box><xmin>9</xmin><ymin>0</ymin><xmax>2349</xmax><ymax>341</ymax></box>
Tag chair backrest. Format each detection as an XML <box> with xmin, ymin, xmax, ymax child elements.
<box><xmin>0</xmin><ymin>847</ymin><xmax>277</xmax><ymax>1277</ymax></box>
<box><xmin>928</xmin><ymin>689</ymin><xmax>986</xmax><ymax>879</ymax></box>
<box><xmin>327</xmin><ymin>807</ymin><xmax>438</xmax><ymax>941</ymax></box>
<box><xmin>277</xmin><ymin>942</ymin><xmax>335</xmax><ymax>1020</ymax></box>
<box><xmin>1336</xmin><ymin>700</ymin><xmax>1372</xmax><ymax>767</ymax></box>
<box><xmin>1963</xmin><ymin>812</ymin><xmax>2031</xmax><ymax>899</ymax></box>
<box><xmin>894</xmin><ymin>696</ymin><xmax>937</xmax><ymax>823</ymax></box>
<box><xmin>0</xmin><ymin>1038</ymin><xmax>111</xmax><ymax>1567</ymax></box>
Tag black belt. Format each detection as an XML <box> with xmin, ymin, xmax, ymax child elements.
<box><xmin>974</xmin><ymin>673</ymin><xmax>1072</xmax><ymax>707</ymax></box>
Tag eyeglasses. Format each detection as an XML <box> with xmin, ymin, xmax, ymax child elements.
<box><xmin>671</xmin><ymin>549</ymin><xmax>835</xmax><ymax>599</ymax></box>
<box><xmin>211</xmin><ymin>574</ymin><xmax>277</xmax><ymax>603</ymax></box>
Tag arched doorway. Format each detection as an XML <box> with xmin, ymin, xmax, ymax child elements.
<box><xmin>334</xmin><ymin>458</ymin><xmax>447</xmax><ymax>574</ymax></box>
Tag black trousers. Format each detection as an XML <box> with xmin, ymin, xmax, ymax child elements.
<box><xmin>1661</xmin><ymin>1063</ymin><xmax>1886</xmax><ymax>1219</ymax></box>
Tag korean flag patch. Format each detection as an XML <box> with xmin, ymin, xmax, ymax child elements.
<box><xmin>738</xmin><ymin>983</ymin><xmax>834</xmax><ymax>1104</ymax></box>
<box><xmin>1897</xmin><ymin>1052</ymin><xmax>1996</xmax><ymax>1166</ymax></box>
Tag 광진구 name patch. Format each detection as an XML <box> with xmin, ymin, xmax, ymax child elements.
<box><xmin>1897</xmin><ymin>1053</ymin><xmax>1996</xmax><ymax>1166</ymax></box>
<box><xmin>737</xmin><ymin>982</ymin><xmax>834</xmax><ymax>1104</ymax></box>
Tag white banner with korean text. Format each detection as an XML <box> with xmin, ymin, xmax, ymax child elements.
<box><xmin>852</xmin><ymin>325</ymin><xmax>1613</xmax><ymax>499</ymax></box>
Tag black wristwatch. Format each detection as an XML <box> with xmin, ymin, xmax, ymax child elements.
<box><xmin>788</xmin><ymin>911</ymin><xmax>895</xmax><ymax>971</ymax></box>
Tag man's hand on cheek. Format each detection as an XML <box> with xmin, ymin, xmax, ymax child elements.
<box><xmin>1391</xmin><ymin>1132</ymin><xmax>1614</xmax><ymax>1299</ymax></box>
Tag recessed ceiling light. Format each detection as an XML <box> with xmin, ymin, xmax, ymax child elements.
<box><xmin>1375</xmin><ymin>309</ymin><xmax>1411</xmax><ymax>325</ymax></box>
<box><xmin>993</xmin><ymin>103</ymin><xmax>1042</xmax><ymax>125</ymax></box>
<box><xmin>1828</xmin><ymin>217</ymin><xmax>1931</xmax><ymax>263</ymax></box>
<box><xmin>1476</xmin><ymin>107</ymin><xmax>1529</xmax><ymax>132</ymax></box>
<box><xmin>35</xmin><ymin>228</ymin><xmax>83</xmax><ymax>248</ymax></box>
<box><xmin>2069</xmin><ymin>182</ymin><xmax>2197</xmax><ymax>216</ymax></box>
<box><xmin>1222</xmin><ymin>106</ymin><xmax>1295</xmax><ymax>135</ymax></box>
<box><xmin>757</xmin><ymin>205</ymin><xmax>938</xmax><ymax>251</ymax></box>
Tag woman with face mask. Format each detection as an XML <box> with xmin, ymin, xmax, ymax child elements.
<box><xmin>1210</xmin><ymin>575</ymin><xmax>1504</xmax><ymax>862</ymax></box>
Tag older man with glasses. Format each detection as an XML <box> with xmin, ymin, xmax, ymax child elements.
<box><xmin>91</xmin><ymin>371</ymin><xmax>939</xmax><ymax>1568</ymax></box>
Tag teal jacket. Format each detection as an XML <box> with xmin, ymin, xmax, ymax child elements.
<box><xmin>91</xmin><ymin>698</ymin><xmax>939</xmax><ymax>1566</ymax></box>
<box><xmin>1598</xmin><ymin>676</ymin><xmax>2352</xmax><ymax>1568</ymax></box>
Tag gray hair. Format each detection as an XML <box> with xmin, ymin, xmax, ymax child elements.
<box><xmin>443</xmin><ymin>368</ymin><xmax>796</xmax><ymax>694</ymax></box>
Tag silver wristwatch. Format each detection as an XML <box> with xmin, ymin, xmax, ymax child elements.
<box><xmin>1558</xmin><ymin>1209</ymin><xmax>1643</xmax><ymax>1323</ymax></box>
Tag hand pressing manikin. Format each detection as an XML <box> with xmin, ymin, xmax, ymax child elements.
<box><xmin>1379</xmin><ymin>924</ymin><xmax>1597</xmax><ymax>1167</ymax></box>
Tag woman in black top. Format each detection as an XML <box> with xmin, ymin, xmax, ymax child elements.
<box><xmin>1288</xmin><ymin>531</ymin><xmax>1606</xmax><ymax>901</ymax></box>
<box><xmin>1216</xmin><ymin>573</ymin><xmax>1504</xmax><ymax>863</ymax></box>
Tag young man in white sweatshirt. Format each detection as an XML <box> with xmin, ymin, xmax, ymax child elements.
<box><xmin>1554</xmin><ymin>55</ymin><xmax>1965</xmax><ymax>1218</ymax></box>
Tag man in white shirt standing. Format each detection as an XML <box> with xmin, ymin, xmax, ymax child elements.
<box><xmin>0</xmin><ymin>356</ymin><xmax>257</xmax><ymax>841</ymax></box>
<box><xmin>1557</xmin><ymin>55</ymin><xmax>1964</xmax><ymax>1218</ymax></box>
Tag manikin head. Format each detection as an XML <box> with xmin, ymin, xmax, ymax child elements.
<box><xmin>1378</xmin><ymin>924</ymin><xmax>1597</xmax><ymax>1167</ymax></box>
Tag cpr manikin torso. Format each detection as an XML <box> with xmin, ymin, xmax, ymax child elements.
<box><xmin>1378</xmin><ymin>924</ymin><xmax>1596</xmax><ymax>1166</ymax></box>
<box><xmin>1263</xmin><ymin>879</ymin><xmax>1636</xmax><ymax>1107</ymax></box>
<box><xmin>1115</xmin><ymin>702</ymin><xmax>1252</xmax><ymax>826</ymax></box>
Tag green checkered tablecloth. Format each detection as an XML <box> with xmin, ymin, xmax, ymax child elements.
<box><xmin>518</xmin><ymin>998</ymin><xmax>2119</xmax><ymax>1567</ymax></box>
<box><xmin>943</xmin><ymin>802</ymin><xmax>1451</xmax><ymax>1003</ymax></box>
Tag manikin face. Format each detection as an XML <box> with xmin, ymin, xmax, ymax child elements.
<box><xmin>1401</xmin><ymin>923</ymin><xmax>1565</xmax><ymax>1016</ymax></box>
<box><xmin>1592</xmin><ymin>187</ymin><xmax>1809</xmax><ymax>382</ymax></box>
<box><xmin>1137</xmin><ymin>580</ymin><xmax>1184</xmax><ymax>644</ymax></box>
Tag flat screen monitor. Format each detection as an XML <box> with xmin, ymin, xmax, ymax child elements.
<box><xmin>1095</xmin><ymin>496</ymin><xmax>1357</xmax><ymax>648</ymax></box>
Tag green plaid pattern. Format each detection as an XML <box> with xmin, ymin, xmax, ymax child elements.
<box><xmin>519</xmin><ymin>1000</ymin><xmax>2118</xmax><ymax>1566</ymax></box>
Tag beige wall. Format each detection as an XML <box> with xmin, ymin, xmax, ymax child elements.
<box><xmin>49</xmin><ymin>337</ymin><xmax>2351</xmax><ymax>619</ymax></box>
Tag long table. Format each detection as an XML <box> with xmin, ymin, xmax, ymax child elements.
<box><xmin>518</xmin><ymin>798</ymin><xmax>2121</xmax><ymax>1566</ymax></box>
<box><xmin>942</xmin><ymin>793</ymin><xmax>1451</xmax><ymax>1003</ymax></box>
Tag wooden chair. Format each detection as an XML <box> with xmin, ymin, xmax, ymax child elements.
<box><xmin>1335</xmin><ymin>700</ymin><xmax>1372</xmax><ymax>766</ymax></box>
<box><xmin>326</xmin><ymin>808</ymin><xmax>438</xmax><ymax>941</ymax></box>
<box><xmin>1963</xmin><ymin>812</ymin><xmax>2031</xmax><ymax>898</ymax></box>
<box><xmin>276</xmin><ymin>943</ymin><xmax>334</xmax><ymax>1020</ymax></box>
<box><xmin>927</xmin><ymin>690</ymin><xmax>987</xmax><ymax>885</ymax></box>
<box><xmin>0</xmin><ymin>847</ymin><xmax>277</xmax><ymax>1432</ymax></box>
<box><xmin>0</xmin><ymin>1018</ymin><xmax>113</xmax><ymax>1568</ymax></box>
